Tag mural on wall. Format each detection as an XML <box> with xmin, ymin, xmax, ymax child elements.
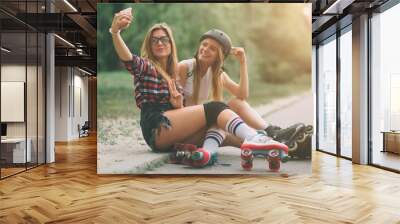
<box><xmin>97</xmin><ymin>3</ymin><xmax>313</xmax><ymax>174</ymax></box>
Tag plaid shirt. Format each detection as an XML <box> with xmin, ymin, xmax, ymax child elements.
<box><xmin>123</xmin><ymin>54</ymin><xmax>183</xmax><ymax>109</ymax></box>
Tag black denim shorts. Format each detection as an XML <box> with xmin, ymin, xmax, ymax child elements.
<box><xmin>140</xmin><ymin>103</ymin><xmax>174</xmax><ymax>152</ymax></box>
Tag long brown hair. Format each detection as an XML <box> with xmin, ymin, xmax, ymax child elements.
<box><xmin>140</xmin><ymin>23</ymin><xmax>178</xmax><ymax>82</ymax></box>
<box><xmin>192</xmin><ymin>42</ymin><xmax>224</xmax><ymax>105</ymax></box>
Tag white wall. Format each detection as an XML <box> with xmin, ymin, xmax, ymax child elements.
<box><xmin>55</xmin><ymin>67</ymin><xmax>69</xmax><ymax>141</ymax></box>
<box><xmin>55</xmin><ymin>67</ymin><xmax>89</xmax><ymax>141</ymax></box>
<box><xmin>1</xmin><ymin>65</ymin><xmax>26</xmax><ymax>81</ymax></box>
<box><xmin>1</xmin><ymin>82</ymin><xmax>25</xmax><ymax>122</ymax></box>
<box><xmin>1</xmin><ymin>65</ymin><xmax>26</xmax><ymax>128</ymax></box>
<box><xmin>73</xmin><ymin>72</ymin><xmax>89</xmax><ymax>137</ymax></box>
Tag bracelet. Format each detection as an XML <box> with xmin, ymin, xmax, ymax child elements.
<box><xmin>109</xmin><ymin>28</ymin><xmax>120</xmax><ymax>34</ymax></box>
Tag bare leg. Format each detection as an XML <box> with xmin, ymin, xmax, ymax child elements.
<box><xmin>187</xmin><ymin>126</ymin><xmax>239</xmax><ymax>149</ymax></box>
<box><xmin>221</xmin><ymin>134</ymin><xmax>242</xmax><ymax>148</ymax></box>
<box><xmin>156</xmin><ymin>103</ymin><xmax>261</xmax><ymax>151</ymax></box>
<box><xmin>184</xmin><ymin>125</ymin><xmax>226</xmax><ymax>147</ymax></box>
<box><xmin>227</xmin><ymin>98</ymin><xmax>267</xmax><ymax>130</ymax></box>
<box><xmin>216</xmin><ymin>108</ymin><xmax>247</xmax><ymax>130</ymax></box>
<box><xmin>155</xmin><ymin>105</ymin><xmax>207</xmax><ymax>150</ymax></box>
<box><xmin>181</xmin><ymin>128</ymin><xmax>207</xmax><ymax>147</ymax></box>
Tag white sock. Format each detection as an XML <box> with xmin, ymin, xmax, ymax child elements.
<box><xmin>225</xmin><ymin>116</ymin><xmax>257</xmax><ymax>141</ymax></box>
<box><xmin>202</xmin><ymin>128</ymin><xmax>225</xmax><ymax>154</ymax></box>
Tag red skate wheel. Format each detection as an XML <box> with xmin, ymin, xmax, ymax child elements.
<box><xmin>241</xmin><ymin>160</ymin><xmax>253</xmax><ymax>171</ymax></box>
<box><xmin>268</xmin><ymin>158</ymin><xmax>281</xmax><ymax>172</ymax></box>
<box><xmin>191</xmin><ymin>148</ymin><xmax>210</xmax><ymax>168</ymax></box>
<box><xmin>241</xmin><ymin>148</ymin><xmax>253</xmax><ymax>161</ymax></box>
<box><xmin>268</xmin><ymin>149</ymin><xmax>280</xmax><ymax>158</ymax></box>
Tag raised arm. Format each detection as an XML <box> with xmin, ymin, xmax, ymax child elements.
<box><xmin>110</xmin><ymin>8</ymin><xmax>133</xmax><ymax>61</ymax></box>
<box><xmin>222</xmin><ymin>47</ymin><xmax>249</xmax><ymax>100</ymax></box>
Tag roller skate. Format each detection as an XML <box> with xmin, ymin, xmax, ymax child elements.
<box><xmin>240</xmin><ymin>131</ymin><xmax>289</xmax><ymax>172</ymax></box>
<box><xmin>265</xmin><ymin>123</ymin><xmax>313</xmax><ymax>159</ymax></box>
<box><xmin>169</xmin><ymin>143</ymin><xmax>197</xmax><ymax>165</ymax></box>
<box><xmin>169</xmin><ymin>143</ymin><xmax>217</xmax><ymax>168</ymax></box>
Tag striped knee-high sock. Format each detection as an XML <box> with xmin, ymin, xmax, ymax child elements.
<box><xmin>225</xmin><ymin>116</ymin><xmax>257</xmax><ymax>141</ymax></box>
<box><xmin>202</xmin><ymin>128</ymin><xmax>225</xmax><ymax>154</ymax></box>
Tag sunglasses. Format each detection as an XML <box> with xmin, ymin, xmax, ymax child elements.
<box><xmin>151</xmin><ymin>36</ymin><xmax>170</xmax><ymax>46</ymax></box>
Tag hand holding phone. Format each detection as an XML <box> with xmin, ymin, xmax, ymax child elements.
<box><xmin>111</xmin><ymin>8</ymin><xmax>133</xmax><ymax>33</ymax></box>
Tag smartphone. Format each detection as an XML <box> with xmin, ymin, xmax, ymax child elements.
<box><xmin>121</xmin><ymin>7</ymin><xmax>132</xmax><ymax>15</ymax></box>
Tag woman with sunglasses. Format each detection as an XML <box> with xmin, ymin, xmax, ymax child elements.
<box><xmin>178</xmin><ymin>29</ymin><xmax>312</xmax><ymax>151</ymax></box>
<box><xmin>110</xmin><ymin>8</ymin><xmax>288</xmax><ymax>168</ymax></box>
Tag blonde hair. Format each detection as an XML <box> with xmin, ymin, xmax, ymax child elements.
<box><xmin>140</xmin><ymin>23</ymin><xmax>178</xmax><ymax>82</ymax></box>
<box><xmin>192</xmin><ymin>42</ymin><xmax>224</xmax><ymax>104</ymax></box>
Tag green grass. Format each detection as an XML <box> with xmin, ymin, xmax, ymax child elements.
<box><xmin>98</xmin><ymin>70</ymin><xmax>311</xmax><ymax>119</ymax></box>
<box><xmin>97</xmin><ymin>71</ymin><xmax>140</xmax><ymax>118</ymax></box>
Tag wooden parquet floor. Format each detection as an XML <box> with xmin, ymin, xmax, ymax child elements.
<box><xmin>1</xmin><ymin>134</ymin><xmax>400</xmax><ymax>223</ymax></box>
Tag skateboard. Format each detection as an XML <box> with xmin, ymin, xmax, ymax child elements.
<box><xmin>240</xmin><ymin>146</ymin><xmax>289</xmax><ymax>172</ymax></box>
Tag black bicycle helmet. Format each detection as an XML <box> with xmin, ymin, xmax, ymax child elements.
<box><xmin>200</xmin><ymin>29</ymin><xmax>232</xmax><ymax>57</ymax></box>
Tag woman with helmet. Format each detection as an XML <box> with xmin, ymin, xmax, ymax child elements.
<box><xmin>178</xmin><ymin>29</ymin><xmax>310</xmax><ymax>152</ymax></box>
